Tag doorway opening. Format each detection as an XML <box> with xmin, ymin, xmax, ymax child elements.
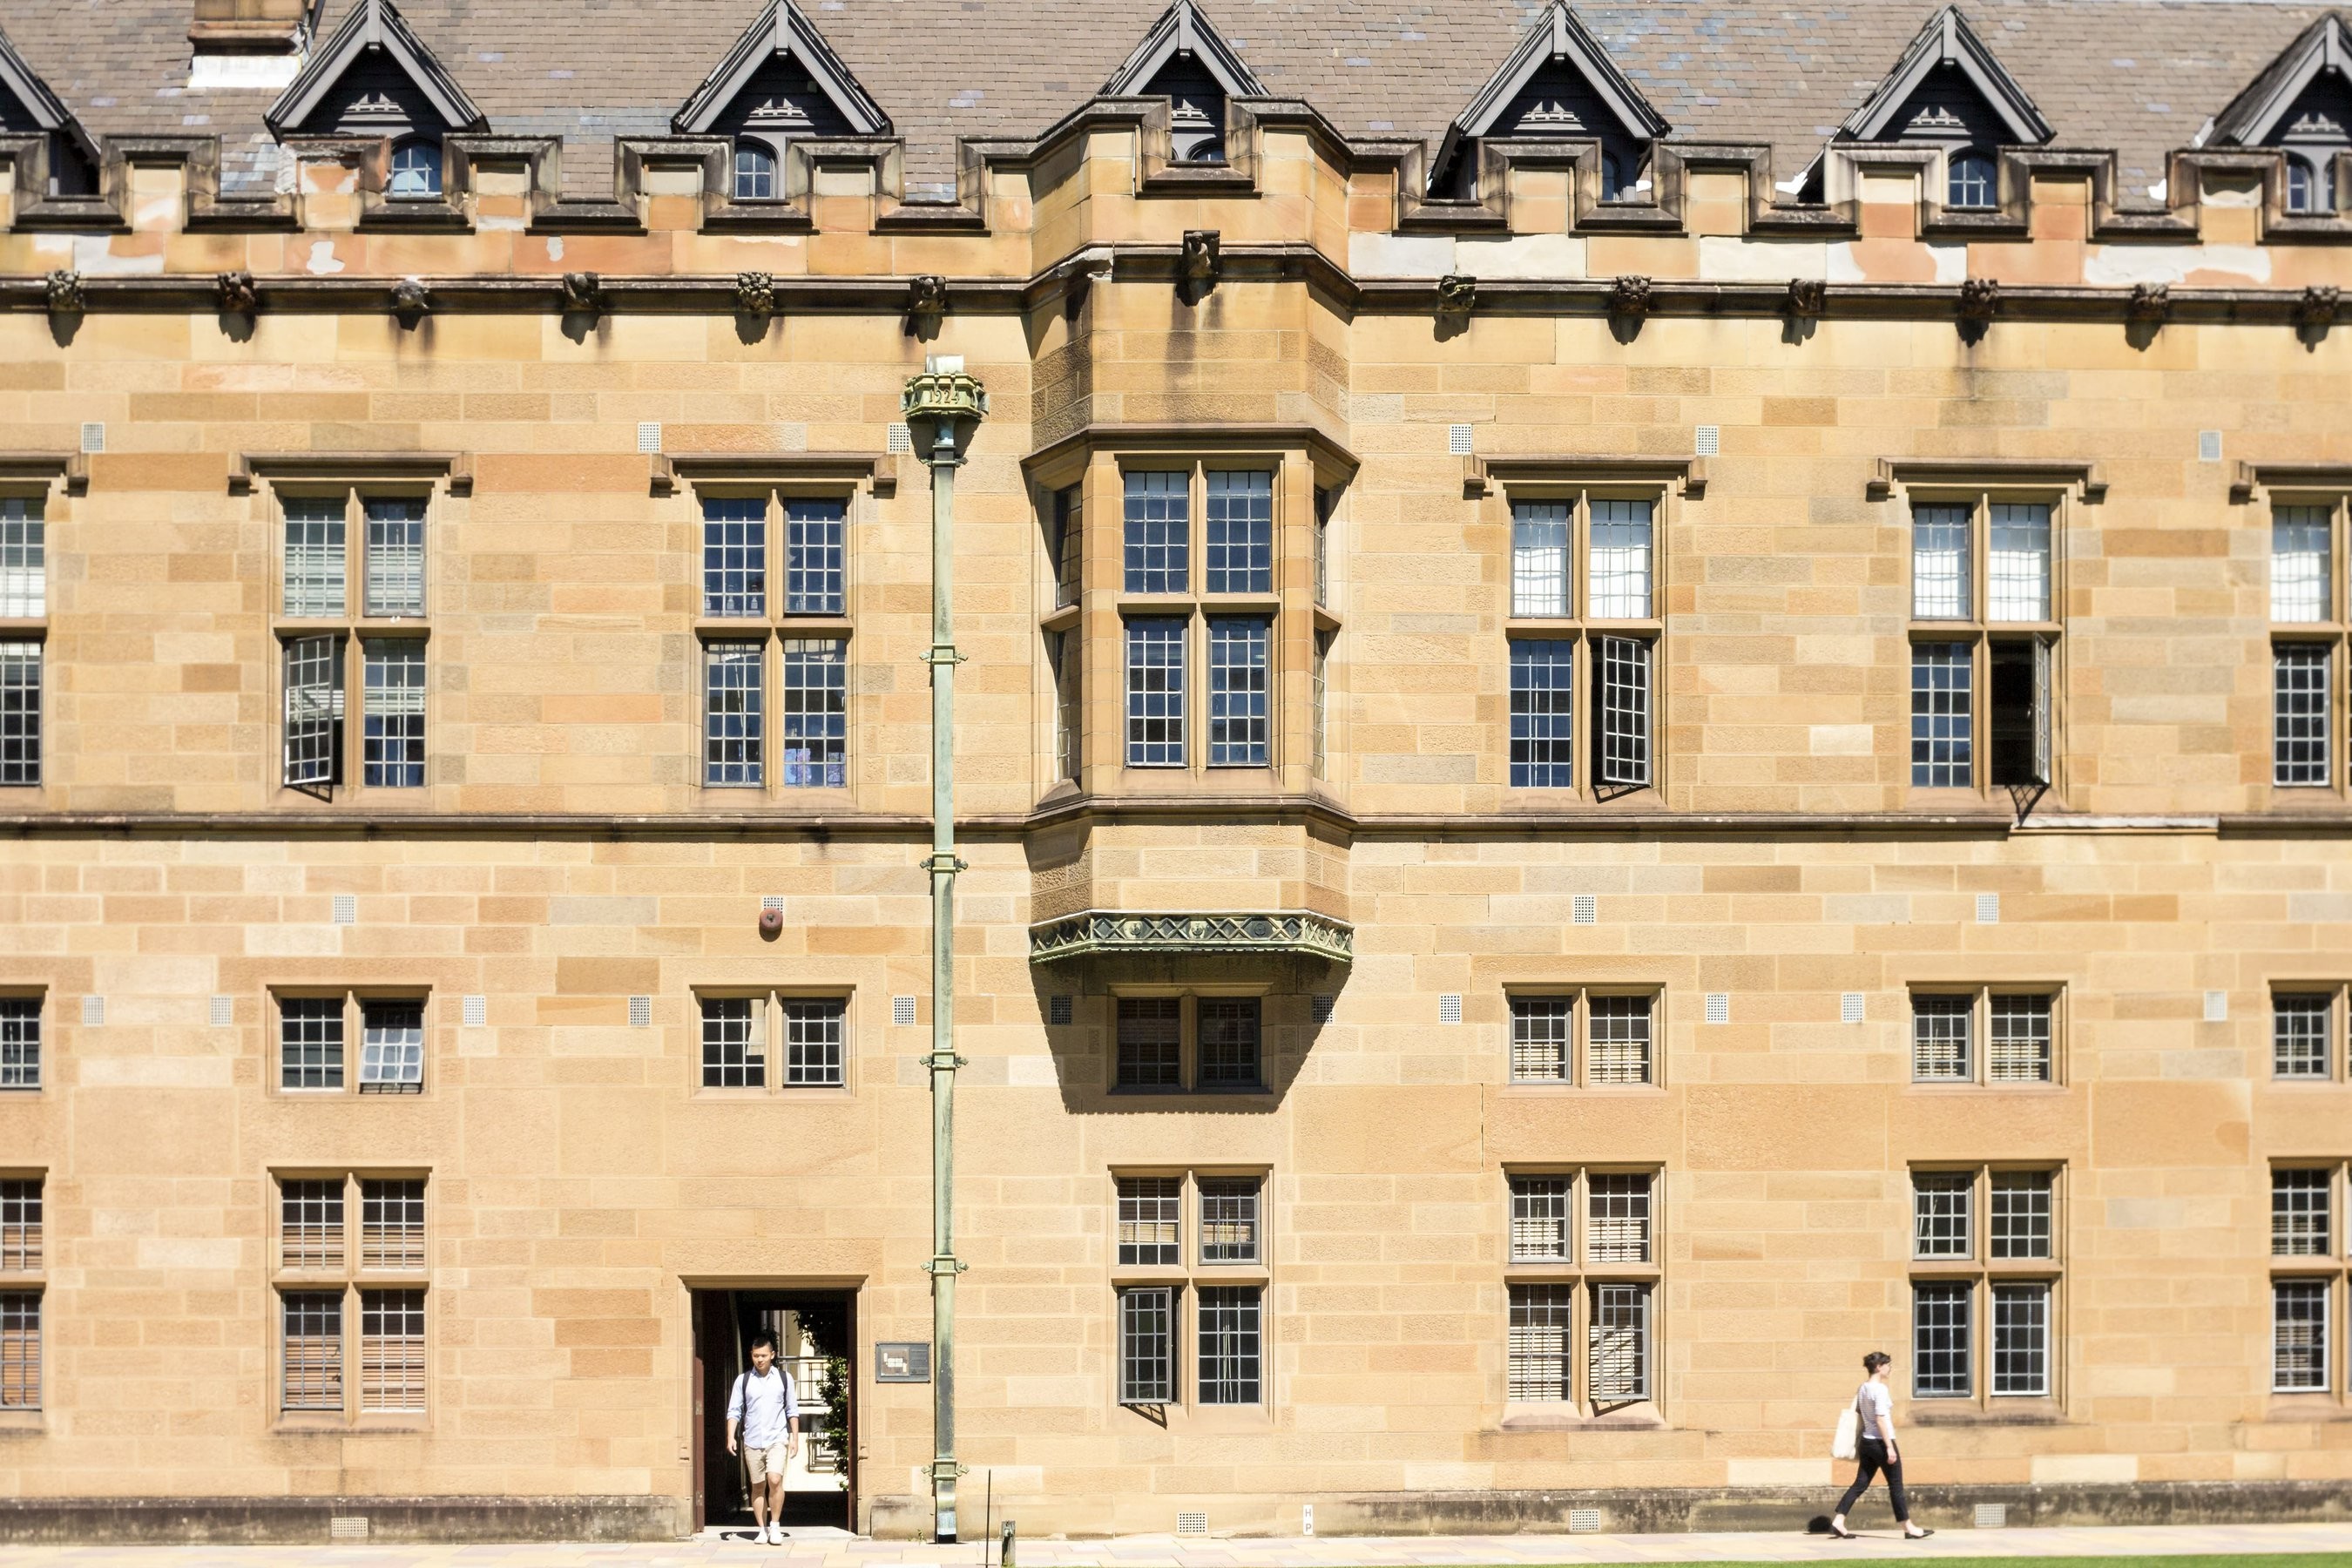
<box><xmin>692</xmin><ymin>1287</ymin><xmax>855</xmax><ymax>1534</ymax></box>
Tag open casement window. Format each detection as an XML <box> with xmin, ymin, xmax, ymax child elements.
<box><xmin>283</xmin><ymin>634</ymin><xmax>346</xmax><ymax>797</ymax></box>
<box><xmin>274</xmin><ymin>488</ymin><xmax>431</xmax><ymax>799</ymax></box>
<box><xmin>1906</xmin><ymin>493</ymin><xmax>2061</xmax><ymax>808</ymax></box>
<box><xmin>1909</xmin><ymin>1164</ymin><xmax>2061</xmax><ymax>1407</ymax></box>
<box><xmin>1111</xmin><ymin>1167</ymin><xmax>1270</xmax><ymax>1413</ymax></box>
<box><xmin>1504</xmin><ymin>488</ymin><xmax>1664</xmax><ymax>800</ymax></box>
<box><xmin>1503</xmin><ymin>1165</ymin><xmax>1662</xmax><ymax>1416</ymax></box>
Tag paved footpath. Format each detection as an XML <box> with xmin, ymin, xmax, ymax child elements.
<box><xmin>7</xmin><ymin>1522</ymin><xmax>2352</xmax><ymax>1567</ymax></box>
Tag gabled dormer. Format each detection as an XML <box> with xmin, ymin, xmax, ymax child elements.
<box><xmin>673</xmin><ymin>0</ymin><xmax>889</xmax><ymax>202</ymax></box>
<box><xmin>264</xmin><ymin>0</ymin><xmax>485</xmax><ymax>199</ymax></box>
<box><xmin>0</xmin><ymin>20</ymin><xmax>99</xmax><ymax>197</ymax></box>
<box><xmin>2211</xmin><ymin>14</ymin><xmax>2352</xmax><ymax>214</ymax></box>
<box><xmin>1835</xmin><ymin>6</ymin><xmax>2052</xmax><ymax>210</ymax></box>
<box><xmin>1431</xmin><ymin>2</ymin><xmax>1668</xmax><ymax>199</ymax></box>
<box><xmin>1100</xmin><ymin>0</ymin><xmax>1266</xmax><ymax>166</ymax></box>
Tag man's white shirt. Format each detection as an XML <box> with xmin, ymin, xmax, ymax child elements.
<box><xmin>729</xmin><ymin>1365</ymin><xmax>800</xmax><ymax>1449</ymax></box>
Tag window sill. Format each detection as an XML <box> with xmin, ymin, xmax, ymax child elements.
<box><xmin>0</xmin><ymin>1412</ymin><xmax>46</xmax><ymax>1435</ymax></box>
<box><xmin>2264</xmin><ymin>1392</ymin><xmax>2352</xmax><ymax>1421</ymax></box>
<box><xmin>1500</xmin><ymin>1403</ymin><xmax>1666</xmax><ymax>1431</ymax></box>
<box><xmin>1905</xmin><ymin>1401</ymin><xmax>2064</xmax><ymax>1427</ymax></box>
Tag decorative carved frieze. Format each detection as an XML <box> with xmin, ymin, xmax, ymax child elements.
<box><xmin>1029</xmin><ymin>909</ymin><xmax>1354</xmax><ymax>964</ymax></box>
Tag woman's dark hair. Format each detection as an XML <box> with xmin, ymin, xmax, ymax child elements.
<box><xmin>1862</xmin><ymin>1350</ymin><xmax>1892</xmax><ymax>1374</ymax></box>
<box><xmin>752</xmin><ymin>1331</ymin><xmax>779</xmax><ymax>1354</ymax></box>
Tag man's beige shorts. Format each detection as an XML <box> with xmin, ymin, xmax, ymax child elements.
<box><xmin>745</xmin><ymin>1440</ymin><xmax>792</xmax><ymax>1485</ymax></box>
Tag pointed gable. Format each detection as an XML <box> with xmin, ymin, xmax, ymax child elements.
<box><xmin>265</xmin><ymin>0</ymin><xmax>485</xmax><ymax>139</ymax></box>
<box><xmin>1838</xmin><ymin>5</ymin><xmax>2051</xmax><ymax>147</ymax></box>
<box><xmin>0</xmin><ymin>18</ymin><xmax>99</xmax><ymax>190</ymax></box>
<box><xmin>672</xmin><ymin>0</ymin><xmax>888</xmax><ymax>139</ymax></box>
<box><xmin>2212</xmin><ymin>13</ymin><xmax>2352</xmax><ymax>148</ymax></box>
<box><xmin>1100</xmin><ymin>1</ymin><xmax>1264</xmax><ymax>165</ymax></box>
<box><xmin>1434</xmin><ymin>0</ymin><xmax>1669</xmax><ymax>184</ymax></box>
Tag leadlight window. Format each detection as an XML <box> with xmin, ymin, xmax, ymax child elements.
<box><xmin>2275</xmin><ymin>992</ymin><xmax>2335</xmax><ymax>1079</ymax></box>
<box><xmin>1054</xmin><ymin>486</ymin><xmax>1083</xmax><ymax>609</ymax></box>
<box><xmin>1196</xmin><ymin>1286</ymin><xmax>1261</xmax><ymax>1404</ymax></box>
<box><xmin>360</xmin><ymin>1288</ymin><xmax>427</xmax><ymax>1413</ymax></box>
<box><xmin>1118</xmin><ymin>1287</ymin><xmax>1175</xmax><ymax>1403</ymax></box>
<box><xmin>1913</xmin><ymin>1172</ymin><xmax>1973</xmax><ymax>1259</ymax></box>
<box><xmin>1204</xmin><ymin>470</ymin><xmax>1273</xmax><ymax>594</ymax></box>
<box><xmin>1195</xmin><ymin>997</ymin><xmax>1262</xmax><ymax>1088</ymax></box>
<box><xmin>1114</xmin><ymin>997</ymin><xmax>1183</xmax><ymax>1090</ymax></box>
<box><xmin>1510</xmin><ymin>1175</ymin><xmax>1571</xmax><ymax>1262</ymax></box>
<box><xmin>0</xmin><ymin>997</ymin><xmax>39</xmax><ymax>1089</ymax></box>
<box><xmin>783</xmin><ymin>998</ymin><xmax>846</xmax><ymax>1087</ymax></box>
<box><xmin>2274</xmin><ymin>507</ymin><xmax>2332</xmax><ymax>623</ymax></box>
<box><xmin>1595</xmin><ymin>635</ymin><xmax>1651</xmax><ymax>791</ymax></box>
<box><xmin>2274</xmin><ymin>1279</ymin><xmax>2329</xmax><ymax>1391</ymax></box>
<box><xmin>2288</xmin><ymin>154</ymin><xmax>2335</xmax><ymax>216</ymax></box>
<box><xmin>702</xmin><ymin>497</ymin><xmax>767</xmax><ymax>618</ymax></box>
<box><xmin>387</xmin><ymin>139</ymin><xmax>441</xmax><ymax>199</ymax></box>
<box><xmin>703</xmin><ymin>642</ymin><xmax>764</xmax><ymax>787</ymax></box>
<box><xmin>1910</xmin><ymin>642</ymin><xmax>1973</xmax><ymax>788</ymax></box>
<box><xmin>280</xmin><ymin>1290</ymin><xmax>345</xmax><ymax>1411</ymax></box>
<box><xmin>733</xmin><ymin>143</ymin><xmax>777</xmax><ymax>201</ymax></box>
<box><xmin>361</xmin><ymin>640</ymin><xmax>425</xmax><ymax>788</ymax></box>
<box><xmin>1588</xmin><ymin>1282</ymin><xmax>1651</xmax><ymax>1402</ymax></box>
<box><xmin>2275</xmin><ymin>643</ymin><xmax>2332</xmax><ymax>787</ymax></box>
<box><xmin>0</xmin><ymin>1294</ymin><xmax>33</xmax><ymax>1409</ymax></box>
<box><xmin>1116</xmin><ymin>1176</ymin><xmax>1180</xmax><ymax>1266</ymax></box>
<box><xmin>0</xmin><ymin>496</ymin><xmax>44</xmax><ymax>618</ymax></box>
<box><xmin>358</xmin><ymin>999</ymin><xmax>424</xmax><ymax>1093</ymax></box>
<box><xmin>1124</xmin><ymin>471</ymin><xmax>1188</xmax><ymax>593</ymax></box>
<box><xmin>1510</xmin><ymin>639</ymin><xmax>1576</xmax><ymax>788</ymax></box>
<box><xmin>1910</xmin><ymin>1281</ymin><xmax>1972</xmax><ymax>1398</ymax></box>
<box><xmin>1125</xmin><ymin>619</ymin><xmax>1186</xmax><ymax>767</ymax></box>
<box><xmin>1199</xmin><ymin>1178</ymin><xmax>1260</xmax><ymax>1264</ymax></box>
<box><xmin>1206</xmin><ymin>618</ymin><xmax>1270</xmax><ymax>766</ymax></box>
<box><xmin>284</xmin><ymin>635</ymin><xmax>345</xmax><ymax>793</ymax></box>
<box><xmin>1309</xmin><ymin>629</ymin><xmax>1331</xmax><ymax>781</ymax></box>
<box><xmin>1511</xmin><ymin>503</ymin><xmax>1571</xmax><ymax>618</ymax></box>
<box><xmin>362</xmin><ymin>497</ymin><xmax>426</xmax><ymax>617</ymax></box>
<box><xmin>1946</xmin><ymin>148</ymin><xmax>1996</xmax><ymax>209</ymax></box>
<box><xmin>280</xmin><ymin>997</ymin><xmax>346</xmax><ymax>1092</ymax></box>
<box><xmin>283</xmin><ymin>497</ymin><xmax>347</xmax><ymax>618</ymax></box>
<box><xmin>1506</xmin><ymin>1283</ymin><xmax>1573</xmax><ymax>1402</ymax></box>
<box><xmin>0</xmin><ymin>642</ymin><xmax>37</xmax><ymax>787</ymax></box>
<box><xmin>1586</xmin><ymin>500</ymin><xmax>1653</xmax><ymax>618</ymax></box>
<box><xmin>2275</xmin><ymin>1168</ymin><xmax>2333</xmax><ymax>1257</ymax></box>
<box><xmin>0</xmin><ymin>1179</ymin><xmax>39</xmax><ymax>1272</ymax></box>
<box><xmin>360</xmin><ymin>1179</ymin><xmax>426</xmax><ymax>1271</ymax></box>
<box><xmin>780</xmin><ymin>638</ymin><xmax>848</xmax><ymax>788</ymax></box>
<box><xmin>700</xmin><ymin>996</ymin><xmax>762</xmax><ymax>1089</ymax></box>
<box><xmin>784</xmin><ymin>501</ymin><xmax>847</xmax><ymax>615</ymax></box>
<box><xmin>1989</xmin><ymin>1282</ymin><xmax>2049</xmax><ymax>1396</ymax></box>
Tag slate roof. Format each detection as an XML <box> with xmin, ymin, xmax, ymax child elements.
<box><xmin>0</xmin><ymin>0</ymin><xmax>2340</xmax><ymax>205</ymax></box>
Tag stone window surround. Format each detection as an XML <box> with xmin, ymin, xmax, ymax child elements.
<box><xmin>1498</xmin><ymin>984</ymin><xmax>1667</xmax><ymax>1091</ymax></box>
<box><xmin>2271</xmin><ymin>984</ymin><xmax>2350</xmax><ymax>1082</ymax></box>
<box><xmin>1896</xmin><ymin>476</ymin><xmax>2072</xmax><ymax>806</ymax></box>
<box><xmin>1499</xmin><ymin>1163</ymin><xmax>1665</xmax><ymax>1427</ymax></box>
<box><xmin>269</xmin><ymin>1166</ymin><xmax>431</xmax><ymax>1432</ymax></box>
<box><xmin>1496</xmin><ymin>472</ymin><xmax>1670</xmax><ymax>805</ymax></box>
<box><xmin>689</xmin><ymin>987</ymin><xmax>856</xmax><ymax>1097</ymax></box>
<box><xmin>1904</xmin><ymin>985</ymin><xmax>2065</xmax><ymax>1089</ymax></box>
<box><xmin>0</xmin><ymin>463</ymin><xmax>73</xmax><ymax>797</ymax></box>
<box><xmin>1904</xmin><ymin>1162</ymin><xmax>2064</xmax><ymax>1422</ymax></box>
<box><xmin>2269</xmin><ymin>1160</ymin><xmax>2352</xmax><ymax>1409</ymax></box>
<box><xmin>267</xmin><ymin>987</ymin><xmax>435</xmax><ymax>1098</ymax></box>
<box><xmin>1026</xmin><ymin>426</ymin><xmax>1354</xmax><ymax>805</ymax></box>
<box><xmin>2266</xmin><ymin>489</ymin><xmax>2351</xmax><ymax>802</ymax></box>
<box><xmin>1104</xmin><ymin>983</ymin><xmax>1273</xmax><ymax>1098</ymax></box>
<box><xmin>0</xmin><ymin>1167</ymin><xmax>42</xmax><ymax>1429</ymax></box>
<box><xmin>1109</xmin><ymin>1166</ymin><xmax>1272</xmax><ymax>1427</ymax></box>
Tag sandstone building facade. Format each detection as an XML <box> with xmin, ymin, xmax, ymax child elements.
<box><xmin>3</xmin><ymin>0</ymin><xmax>2352</xmax><ymax>1542</ymax></box>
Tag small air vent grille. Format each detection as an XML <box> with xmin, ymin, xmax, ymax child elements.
<box><xmin>1975</xmin><ymin>893</ymin><xmax>2001</xmax><ymax>924</ymax></box>
<box><xmin>1048</xmin><ymin>995</ymin><xmax>1073</xmax><ymax>1026</ymax></box>
<box><xmin>628</xmin><ymin>995</ymin><xmax>651</xmax><ymax>1029</ymax></box>
<box><xmin>1694</xmin><ymin>424</ymin><xmax>1720</xmax><ymax>456</ymax></box>
<box><xmin>636</xmin><ymin>421</ymin><xmax>661</xmax><ymax>454</ymax></box>
<box><xmin>1973</xmin><ymin>1503</ymin><xmax>2008</xmax><ymax>1529</ymax></box>
<box><xmin>329</xmin><ymin>1517</ymin><xmax>370</xmax><ymax>1541</ymax></box>
<box><xmin>1567</xmin><ymin>1508</ymin><xmax>1603</xmax><ymax>1534</ymax></box>
<box><xmin>888</xmin><ymin>422</ymin><xmax>913</xmax><ymax>454</ymax></box>
<box><xmin>1571</xmin><ymin>894</ymin><xmax>1597</xmax><ymax>925</ymax></box>
<box><xmin>1310</xmin><ymin>994</ymin><xmax>1335</xmax><ymax>1024</ymax></box>
<box><xmin>2204</xmin><ymin>990</ymin><xmax>2228</xmax><ymax>1022</ymax></box>
<box><xmin>209</xmin><ymin>995</ymin><xmax>233</xmax><ymax>1028</ymax></box>
<box><xmin>1438</xmin><ymin>993</ymin><xmax>1462</xmax><ymax>1024</ymax></box>
<box><xmin>1448</xmin><ymin>423</ymin><xmax>1474</xmax><ymax>456</ymax></box>
<box><xmin>893</xmin><ymin>995</ymin><xmax>917</xmax><ymax>1027</ymax></box>
<box><xmin>2197</xmin><ymin>429</ymin><xmax>2222</xmax><ymax>463</ymax></box>
<box><xmin>463</xmin><ymin>995</ymin><xmax>487</xmax><ymax>1028</ymax></box>
<box><xmin>761</xmin><ymin>896</ymin><xmax>785</xmax><ymax>913</ymax></box>
<box><xmin>1176</xmin><ymin>1512</ymin><xmax>1208</xmax><ymax>1536</ymax></box>
<box><xmin>80</xmin><ymin>422</ymin><xmax>105</xmax><ymax>454</ymax></box>
<box><xmin>1842</xmin><ymin>992</ymin><xmax>1865</xmax><ymax>1024</ymax></box>
<box><xmin>81</xmin><ymin>995</ymin><xmax>104</xmax><ymax>1027</ymax></box>
<box><xmin>331</xmin><ymin>894</ymin><xmax>357</xmax><ymax>925</ymax></box>
<box><xmin>1705</xmin><ymin>993</ymin><xmax>1729</xmax><ymax>1025</ymax></box>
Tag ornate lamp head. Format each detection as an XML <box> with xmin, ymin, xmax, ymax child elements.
<box><xmin>902</xmin><ymin>355</ymin><xmax>989</xmax><ymax>461</ymax></box>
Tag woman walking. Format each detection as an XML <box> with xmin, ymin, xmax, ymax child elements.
<box><xmin>1830</xmin><ymin>1351</ymin><xmax>1933</xmax><ymax>1540</ymax></box>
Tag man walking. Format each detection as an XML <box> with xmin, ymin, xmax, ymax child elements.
<box><xmin>725</xmin><ymin>1331</ymin><xmax>800</xmax><ymax>1544</ymax></box>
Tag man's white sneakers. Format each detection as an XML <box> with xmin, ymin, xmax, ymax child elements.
<box><xmin>767</xmin><ymin>1523</ymin><xmax>787</xmax><ymax>1544</ymax></box>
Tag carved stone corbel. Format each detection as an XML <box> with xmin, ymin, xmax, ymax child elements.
<box><xmin>217</xmin><ymin>270</ymin><xmax>259</xmax><ymax>314</ymax></box>
<box><xmin>1436</xmin><ymin>274</ymin><xmax>1477</xmax><ymax>322</ymax></box>
<box><xmin>390</xmin><ymin>278</ymin><xmax>431</xmax><ymax>326</ymax></box>
<box><xmin>736</xmin><ymin>271</ymin><xmax>777</xmax><ymax>318</ymax></box>
<box><xmin>1179</xmin><ymin>229</ymin><xmax>1221</xmax><ymax>300</ymax></box>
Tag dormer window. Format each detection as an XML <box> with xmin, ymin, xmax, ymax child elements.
<box><xmin>1946</xmin><ymin>148</ymin><xmax>1996</xmax><ymax>209</ymax></box>
<box><xmin>733</xmin><ymin>143</ymin><xmax>778</xmax><ymax>200</ymax></box>
<box><xmin>1429</xmin><ymin>3</ymin><xmax>1670</xmax><ymax>203</ymax></box>
<box><xmin>2289</xmin><ymin>154</ymin><xmax>2335</xmax><ymax>214</ymax></box>
<box><xmin>1098</xmin><ymin>2</ymin><xmax>1264</xmax><ymax>172</ymax></box>
<box><xmin>388</xmin><ymin>139</ymin><xmax>441</xmax><ymax>199</ymax></box>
